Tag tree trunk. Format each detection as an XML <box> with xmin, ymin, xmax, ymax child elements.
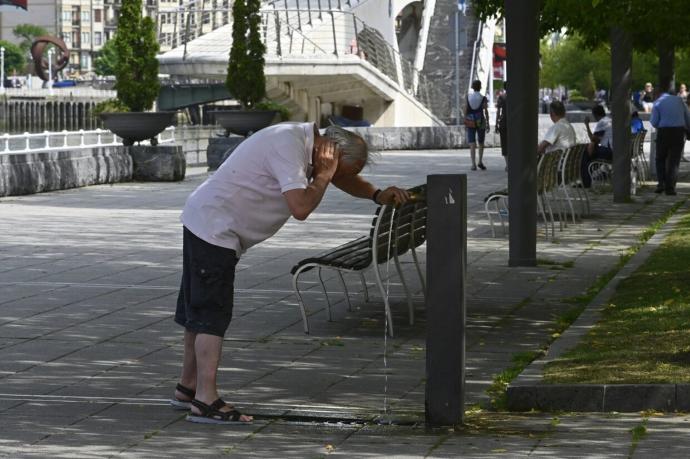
<box><xmin>611</xmin><ymin>28</ymin><xmax>632</xmax><ymax>203</ymax></box>
<box><xmin>505</xmin><ymin>0</ymin><xmax>539</xmax><ymax>267</ymax></box>
<box><xmin>657</xmin><ymin>42</ymin><xmax>675</xmax><ymax>93</ymax></box>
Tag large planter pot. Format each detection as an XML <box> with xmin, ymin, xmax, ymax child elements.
<box><xmin>100</xmin><ymin>112</ymin><xmax>176</xmax><ymax>146</ymax></box>
<box><xmin>214</xmin><ymin>110</ymin><xmax>277</xmax><ymax>136</ymax></box>
<box><xmin>570</xmin><ymin>100</ymin><xmax>598</xmax><ymax>111</ymax></box>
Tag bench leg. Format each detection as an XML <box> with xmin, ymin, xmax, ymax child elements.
<box><xmin>359</xmin><ymin>272</ymin><xmax>369</xmax><ymax>302</ymax></box>
<box><xmin>336</xmin><ymin>270</ymin><xmax>352</xmax><ymax>311</ymax></box>
<box><xmin>394</xmin><ymin>254</ymin><xmax>414</xmax><ymax>326</ymax></box>
<box><xmin>410</xmin><ymin>247</ymin><xmax>426</xmax><ymax>299</ymax></box>
<box><xmin>485</xmin><ymin>200</ymin><xmax>497</xmax><ymax>238</ymax></box>
<box><xmin>292</xmin><ymin>266</ymin><xmax>312</xmax><ymax>334</ymax></box>
<box><xmin>317</xmin><ymin>267</ymin><xmax>333</xmax><ymax>321</ymax></box>
<box><xmin>373</xmin><ymin>264</ymin><xmax>395</xmax><ymax>337</ymax></box>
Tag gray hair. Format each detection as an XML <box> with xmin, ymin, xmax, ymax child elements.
<box><xmin>324</xmin><ymin>125</ymin><xmax>370</xmax><ymax>166</ymax></box>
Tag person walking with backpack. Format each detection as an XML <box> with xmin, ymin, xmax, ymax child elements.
<box><xmin>464</xmin><ymin>79</ymin><xmax>490</xmax><ymax>171</ymax></box>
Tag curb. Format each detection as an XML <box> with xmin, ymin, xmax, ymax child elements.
<box><xmin>507</xmin><ymin>197</ymin><xmax>690</xmax><ymax>412</ymax></box>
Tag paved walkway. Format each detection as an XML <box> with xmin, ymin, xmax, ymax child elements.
<box><xmin>1</xmin><ymin>147</ymin><xmax>689</xmax><ymax>458</ymax></box>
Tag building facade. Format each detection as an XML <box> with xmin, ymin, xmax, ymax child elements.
<box><xmin>1</xmin><ymin>0</ymin><xmax>167</xmax><ymax>75</ymax></box>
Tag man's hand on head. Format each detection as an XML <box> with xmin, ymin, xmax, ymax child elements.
<box><xmin>377</xmin><ymin>186</ymin><xmax>410</xmax><ymax>206</ymax></box>
<box><xmin>312</xmin><ymin>137</ymin><xmax>340</xmax><ymax>181</ymax></box>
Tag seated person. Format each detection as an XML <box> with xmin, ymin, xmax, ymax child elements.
<box><xmin>640</xmin><ymin>82</ymin><xmax>654</xmax><ymax>113</ymax></box>
<box><xmin>582</xmin><ymin>105</ymin><xmax>613</xmax><ymax>188</ymax></box>
<box><xmin>537</xmin><ymin>100</ymin><xmax>577</xmax><ymax>155</ymax></box>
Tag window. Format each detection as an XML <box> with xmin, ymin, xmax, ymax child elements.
<box><xmin>81</xmin><ymin>10</ymin><xmax>90</xmax><ymax>22</ymax></box>
<box><xmin>62</xmin><ymin>33</ymin><xmax>71</xmax><ymax>45</ymax></box>
<box><xmin>82</xmin><ymin>32</ymin><xmax>90</xmax><ymax>45</ymax></box>
<box><xmin>94</xmin><ymin>9</ymin><xmax>102</xmax><ymax>22</ymax></box>
<box><xmin>94</xmin><ymin>32</ymin><xmax>102</xmax><ymax>46</ymax></box>
<box><xmin>80</xmin><ymin>52</ymin><xmax>90</xmax><ymax>69</ymax></box>
<box><xmin>72</xmin><ymin>31</ymin><xmax>80</xmax><ymax>46</ymax></box>
<box><xmin>62</xmin><ymin>10</ymin><xmax>72</xmax><ymax>22</ymax></box>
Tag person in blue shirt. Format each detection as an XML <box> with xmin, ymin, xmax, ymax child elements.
<box><xmin>650</xmin><ymin>84</ymin><xmax>690</xmax><ymax>195</ymax></box>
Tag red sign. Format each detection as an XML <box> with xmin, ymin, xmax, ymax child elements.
<box><xmin>493</xmin><ymin>43</ymin><xmax>506</xmax><ymax>80</ymax></box>
<box><xmin>0</xmin><ymin>0</ymin><xmax>27</xmax><ymax>9</ymax></box>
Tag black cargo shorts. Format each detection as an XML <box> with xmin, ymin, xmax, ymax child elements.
<box><xmin>174</xmin><ymin>227</ymin><xmax>238</xmax><ymax>337</ymax></box>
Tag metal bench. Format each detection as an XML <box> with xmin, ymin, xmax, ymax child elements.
<box><xmin>588</xmin><ymin>131</ymin><xmax>646</xmax><ymax>194</ymax></box>
<box><xmin>291</xmin><ymin>185</ymin><xmax>427</xmax><ymax>337</ymax></box>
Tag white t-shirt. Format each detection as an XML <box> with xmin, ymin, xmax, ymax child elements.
<box><xmin>181</xmin><ymin>122</ymin><xmax>315</xmax><ymax>254</ymax></box>
<box><xmin>468</xmin><ymin>91</ymin><xmax>485</xmax><ymax>110</ymax></box>
<box><xmin>543</xmin><ymin>118</ymin><xmax>577</xmax><ymax>153</ymax></box>
<box><xmin>593</xmin><ymin>116</ymin><xmax>613</xmax><ymax>149</ymax></box>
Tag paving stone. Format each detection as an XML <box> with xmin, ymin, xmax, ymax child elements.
<box><xmin>0</xmin><ymin>152</ymin><xmax>687</xmax><ymax>457</ymax></box>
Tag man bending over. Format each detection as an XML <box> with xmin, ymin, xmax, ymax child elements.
<box><xmin>172</xmin><ymin>123</ymin><xmax>409</xmax><ymax>424</ymax></box>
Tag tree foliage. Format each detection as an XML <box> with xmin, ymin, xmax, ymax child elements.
<box><xmin>12</xmin><ymin>24</ymin><xmax>48</xmax><ymax>53</ymax></box>
<box><xmin>0</xmin><ymin>40</ymin><xmax>26</xmax><ymax>74</ymax></box>
<box><xmin>540</xmin><ymin>35</ymin><xmax>610</xmax><ymax>90</ymax></box>
<box><xmin>539</xmin><ymin>34</ymin><xmax>687</xmax><ymax>92</ymax></box>
<box><xmin>476</xmin><ymin>0</ymin><xmax>690</xmax><ymax>92</ymax></box>
<box><xmin>226</xmin><ymin>0</ymin><xmax>266</xmax><ymax>109</ymax></box>
<box><xmin>93</xmin><ymin>38</ymin><xmax>118</xmax><ymax>76</ymax></box>
<box><xmin>475</xmin><ymin>0</ymin><xmax>690</xmax><ymax>51</ymax></box>
<box><xmin>112</xmin><ymin>0</ymin><xmax>160</xmax><ymax>112</ymax></box>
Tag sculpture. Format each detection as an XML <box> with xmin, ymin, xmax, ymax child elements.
<box><xmin>30</xmin><ymin>36</ymin><xmax>70</xmax><ymax>81</ymax></box>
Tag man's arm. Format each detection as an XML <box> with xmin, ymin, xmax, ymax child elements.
<box><xmin>483</xmin><ymin>98</ymin><xmax>490</xmax><ymax>131</ymax></box>
<box><xmin>537</xmin><ymin>140</ymin><xmax>551</xmax><ymax>155</ymax></box>
<box><xmin>332</xmin><ymin>174</ymin><xmax>410</xmax><ymax>205</ymax></box>
<box><xmin>283</xmin><ymin>137</ymin><xmax>338</xmax><ymax>221</ymax></box>
<box><xmin>584</xmin><ymin>117</ymin><xmax>594</xmax><ymax>140</ymax></box>
<box><xmin>650</xmin><ymin>105</ymin><xmax>660</xmax><ymax>128</ymax></box>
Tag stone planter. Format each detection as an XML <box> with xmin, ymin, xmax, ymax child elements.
<box><xmin>128</xmin><ymin>145</ymin><xmax>186</xmax><ymax>181</ymax></box>
<box><xmin>214</xmin><ymin>110</ymin><xmax>277</xmax><ymax>136</ymax></box>
<box><xmin>100</xmin><ymin>112</ymin><xmax>176</xmax><ymax>146</ymax></box>
<box><xmin>207</xmin><ymin>136</ymin><xmax>245</xmax><ymax>170</ymax></box>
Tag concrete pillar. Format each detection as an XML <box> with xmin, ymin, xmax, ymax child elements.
<box><xmin>505</xmin><ymin>0</ymin><xmax>539</xmax><ymax>267</ymax></box>
<box><xmin>425</xmin><ymin>174</ymin><xmax>467</xmax><ymax>427</ymax></box>
<box><xmin>611</xmin><ymin>28</ymin><xmax>633</xmax><ymax>202</ymax></box>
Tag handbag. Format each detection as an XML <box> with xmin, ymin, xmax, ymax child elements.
<box><xmin>464</xmin><ymin>112</ymin><xmax>484</xmax><ymax>129</ymax></box>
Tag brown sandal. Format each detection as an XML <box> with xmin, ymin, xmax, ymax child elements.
<box><xmin>187</xmin><ymin>398</ymin><xmax>252</xmax><ymax>425</ymax></box>
<box><xmin>170</xmin><ymin>383</ymin><xmax>195</xmax><ymax>410</ymax></box>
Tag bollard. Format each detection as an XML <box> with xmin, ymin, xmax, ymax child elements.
<box><xmin>425</xmin><ymin>174</ymin><xmax>467</xmax><ymax>426</ymax></box>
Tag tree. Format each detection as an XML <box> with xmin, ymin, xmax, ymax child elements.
<box><xmin>540</xmin><ymin>35</ymin><xmax>610</xmax><ymax>90</ymax></box>
<box><xmin>226</xmin><ymin>0</ymin><xmax>266</xmax><ymax>109</ymax></box>
<box><xmin>93</xmin><ymin>38</ymin><xmax>118</xmax><ymax>76</ymax></box>
<box><xmin>476</xmin><ymin>0</ymin><xmax>690</xmax><ymax>90</ymax></box>
<box><xmin>13</xmin><ymin>24</ymin><xmax>48</xmax><ymax>53</ymax></box>
<box><xmin>112</xmin><ymin>0</ymin><xmax>160</xmax><ymax>111</ymax></box>
<box><xmin>0</xmin><ymin>40</ymin><xmax>25</xmax><ymax>74</ymax></box>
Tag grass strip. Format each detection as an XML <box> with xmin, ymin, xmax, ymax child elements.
<box><xmin>486</xmin><ymin>199</ymin><xmax>685</xmax><ymax>406</ymax></box>
<box><xmin>545</xmin><ymin>209</ymin><xmax>690</xmax><ymax>384</ymax></box>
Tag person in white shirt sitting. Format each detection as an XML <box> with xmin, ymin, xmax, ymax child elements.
<box><xmin>582</xmin><ymin>105</ymin><xmax>613</xmax><ymax>188</ymax></box>
<box><xmin>537</xmin><ymin>100</ymin><xmax>577</xmax><ymax>156</ymax></box>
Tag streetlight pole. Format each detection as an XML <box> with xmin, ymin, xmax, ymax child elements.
<box><xmin>0</xmin><ymin>47</ymin><xmax>5</xmax><ymax>95</ymax></box>
<box><xmin>47</xmin><ymin>48</ymin><xmax>54</xmax><ymax>95</ymax></box>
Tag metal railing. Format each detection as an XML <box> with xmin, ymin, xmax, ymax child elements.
<box><xmin>158</xmin><ymin>0</ymin><xmax>365</xmax><ymax>50</ymax></box>
<box><xmin>0</xmin><ymin>87</ymin><xmax>117</xmax><ymax>99</ymax></box>
<box><xmin>0</xmin><ymin>127</ymin><xmax>176</xmax><ymax>155</ymax></box>
<box><xmin>468</xmin><ymin>19</ymin><xmax>495</xmax><ymax>92</ymax></box>
<box><xmin>157</xmin><ymin>6</ymin><xmax>445</xmax><ymax>118</ymax></box>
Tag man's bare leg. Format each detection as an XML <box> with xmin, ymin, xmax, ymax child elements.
<box><xmin>192</xmin><ymin>333</ymin><xmax>253</xmax><ymax>422</ymax></box>
<box><xmin>478</xmin><ymin>144</ymin><xmax>485</xmax><ymax>169</ymax></box>
<box><xmin>175</xmin><ymin>330</ymin><xmax>197</xmax><ymax>401</ymax></box>
<box><xmin>469</xmin><ymin>143</ymin><xmax>477</xmax><ymax>169</ymax></box>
